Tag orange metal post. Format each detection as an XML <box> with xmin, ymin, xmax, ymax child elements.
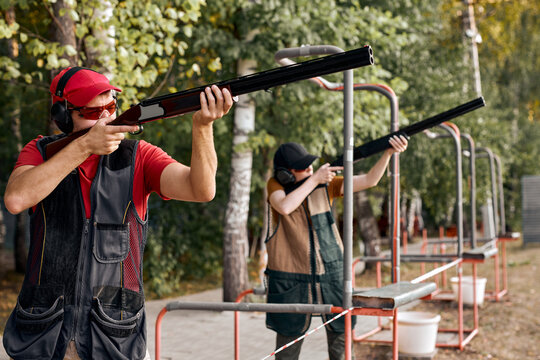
<box><xmin>420</xmin><ymin>229</ymin><xmax>427</xmax><ymax>274</ymax></box>
<box><xmin>501</xmin><ymin>240</ymin><xmax>508</xmax><ymax>294</ymax></box>
<box><xmin>392</xmin><ymin>309</ymin><xmax>399</xmax><ymax>360</ymax></box>
<box><xmin>473</xmin><ymin>263</ymin><xmax>479</xmax><ymax>330</ymax></box>
<box><xmin>155</xmin><ymin>307</ymin><xmax>168</xmax><ymax>360</ymax></box>
<box><xmin>494</xmin><ymin>249</ymin><xmax>501</xmax><ymax>299</ymax></box>
<box><xmin>234</xmin><ymin>289</ymin><xmax>254</xmax><ymax>360</ymax></box>
<box><xmin>458</xmin><ymin>265</ymin><xmax>464</xmax><ymax>350</ymax></box>
<box><xmin>345</xmin><ymin>311</ymin><xmax>352</xmax><ymax>360</ymax></box>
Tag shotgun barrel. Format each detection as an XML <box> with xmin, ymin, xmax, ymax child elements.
<box><xmin>45</xmin><ymin>46</ymin><xmax>374</xmax><ymax>159</ymax></box>
<box><xmin>331</xmin><ymin>97</ymin><xmax>486</xmax><ymax>166</ymax></box>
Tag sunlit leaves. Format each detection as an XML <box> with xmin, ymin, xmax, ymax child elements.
<box><xmin>0</xmin><ymin>18</ymin><xmax>19</xmax><ymax>38</ymax></box>
<box><xmin>1</xmin><ymin>0</ymin><xmax>208</xmax><ymax>109</ymax></box>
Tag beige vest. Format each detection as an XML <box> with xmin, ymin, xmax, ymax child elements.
<box><xmin>266</xmin><ymin>186</ymin><xmax>343</xmax><ymax>276</ymax></box>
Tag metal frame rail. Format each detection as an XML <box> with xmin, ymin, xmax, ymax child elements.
<box><xmin>352</xmin><ymin>122</ymin><xmax>484</xmax><ymax>351</ymax></box>
<box><xmin>475</xmin><ymin>148</ymin><xmax>521</xmax><ymax>301</ymax></box>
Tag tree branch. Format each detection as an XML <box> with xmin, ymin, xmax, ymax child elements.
<box><xmin>149</xmin><ymin>54</ymin><xmax>176</xmax><ymax>98</ymax></box>
<box><xmin>43</xmin><ymin>2</ymin><xmax>68</xmax><ymax>39</ymax></box>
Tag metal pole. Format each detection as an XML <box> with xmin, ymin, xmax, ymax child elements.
<box><xmin>424</xmin><ymin>123</ymin><xmax>464</xmax><ymax>256</ymax></box>
<box><xmin>165</xmin><ymin>301</ymin><xmax>337</xmax><ymax>313</ymax></box>
<box><xmin>461</xmin><ymin>134</ymin><xmax>477</xmax><ymax>248</ymax></box>
<box><xmin>476</xmin><ymin>148</ymin><xmax>499</xmax><ymax>235</ymax></box>
<box><xmin>343</xmin><ymin>69</ymin><xmax>354</xmax><ymax>310</ymax></box>
<box><xmin>494</xmin><ymin>154</ymin><xmax>505</xmax><ymax>234</ymax></box>
<box><xmin>351</xmin><ymin>85</ymin><xmax>399</xmax><ymax>282</ymax></box>
<box><xmin>440</xmin><ymin>123</ymin><xmax>463</xmax><ymax>256</ymax></box>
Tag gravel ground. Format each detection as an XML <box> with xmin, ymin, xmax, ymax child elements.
<box><xmin>353</xmin><ymin>240</ymin><xmax>540</xmax><ymax>360</ymax></box>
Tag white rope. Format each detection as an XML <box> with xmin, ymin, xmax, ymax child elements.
<box><xmin>260</xmin><ymin>307</ymin><xmax>353</xmax><ymax>360</ymax></box>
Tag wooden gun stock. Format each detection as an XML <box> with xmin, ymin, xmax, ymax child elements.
<box><xmin>45</xmin><ymin>46</ymin><xmax>374</xmax><ymax>159</ymax></box>
<box><xmin>331</xmin><ymin>97</ymin><xmax>486</xmax><ymax>166</ymax></box>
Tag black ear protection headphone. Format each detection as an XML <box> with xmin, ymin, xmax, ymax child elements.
<box><xmin>274</xmin><ymin>167</ymin><xmax>296</xmax><ymax>186</ymax></box>
<box><xmin>50</xmin><ymin>67</ymin><xmax>88</xmax><ymax>133</ymax></box>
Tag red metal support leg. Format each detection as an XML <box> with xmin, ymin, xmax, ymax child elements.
<box><xmin>494</xmin><ymin>250</ymin><xmax>501</xmax><ymax>300</ymax></box>
<box><xmin>392</xmin><ymin>309</ymin><xmax>399</xmax><ymax>360</ymax></box>
<box><xmin>458</xmin><ymin>264</ymin><xmax>464</xmax><ymax>350</ymax></box>
<box><xmin>473</xmin><ymin>263</ymin><xmax>479</xmax><ymax>331</ymax></box>
<box><xmin>420</xmin><ymin>229</ymin><xmax>427</xmax><ymax>275</ymax></box>
<box><xmin>345</xmin><ymin>311</ymin><xmax>352</xmax><ymax>360</ymax></box>
<box><xmin>502</xmin><ymin>241</ymin><xmax>508</xmax><ymax>294</ymax></box>
<box><xmin>234</xmin><ymin>289</ymin><xmax>254</xmax><ymax>360</ymax></box>
<box><xmin>155</xmin><ymin>307</ymin><xmax>168</xmax><ymax>360</ymax></box>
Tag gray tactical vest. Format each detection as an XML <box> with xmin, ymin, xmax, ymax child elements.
<box><xmin>3</xmin><ymin>136</ymin><xmax>148</xmax><ymax>360</ymax></box>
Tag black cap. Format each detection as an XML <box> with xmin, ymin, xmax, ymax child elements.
<box><xmin>273</xmin><ymin>142</ymin><xmax>318</xmax><ymax>170</ymax></box>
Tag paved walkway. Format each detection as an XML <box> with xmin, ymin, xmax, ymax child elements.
<box><xmin>145</xmin><ymin>288</ymin><xmax>370</xmax><ymax>360</ymax></box>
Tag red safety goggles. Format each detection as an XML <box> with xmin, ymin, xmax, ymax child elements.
<box><xmin>69</xmin><ymin>99</ymin><xmax>117</xmax><ymax>120</ymax></box>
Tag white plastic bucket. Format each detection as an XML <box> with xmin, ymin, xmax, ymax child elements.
<box><xmin>396</xmin><ymin>311</ymin><xmax>440</xmax><ymax>355</ymax></box>
<box><xmin>451</xmin><ymin>276</ymin><xmax>487</xmax><ymax>305</ymax></box>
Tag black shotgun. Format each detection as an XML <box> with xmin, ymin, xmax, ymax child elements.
<box><xmin>45</xmin><ymin>46</ymin><xmax>374</xmax><ymax>158</ymax></box>
<box><xmin>331</xmin><ymin>97</ymin><xmax>486</xmax><ymax>166</ymax></box>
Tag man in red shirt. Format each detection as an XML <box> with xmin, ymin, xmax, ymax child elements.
<box><xmin>2</xmin><ymin>67</ymin><xmax>233</xmax><ymax>360</ymax></box>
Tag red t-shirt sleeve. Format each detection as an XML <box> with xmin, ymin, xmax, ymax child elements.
<box><xmin>136</xmin><ymin>140</ymin><xmax>178</xmax><ymax>198</ymax></box>
<box><xmin>15</xmin><ymin>136</ymin><xmax>45</xmax><ymax>169</ymax></box>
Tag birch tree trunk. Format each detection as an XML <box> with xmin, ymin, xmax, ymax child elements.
<box><xmin>222</xmin><ymin>58</ymin><xmax>257</xmax><ymax>302</ymax></box>
<box><xmin>462</xmin><ymin>0</ymin><xmax>482</xmax><ymax>96</ymax></box>
<box><xmin>49</xmin><ymin>0</ymin><xmax>78</xmax><ymax>133</ymax></box>
<box><xmin>51</xmin><ymin>0</ymin><xmax>78</xmax><ymax>65</ymax></box>
<box><xmin>86</xmin><ymin>0</ymin><xmax>115</xmax><ymax>73</ymax></box>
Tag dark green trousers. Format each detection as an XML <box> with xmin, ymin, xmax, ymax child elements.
<box><xmin>275</xmin><ymin>327</ymin><xmax>355</xmax><ymax>360</ymax></box>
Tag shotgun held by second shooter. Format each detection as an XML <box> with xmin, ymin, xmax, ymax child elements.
<box><xmin>331</xmin><ymin>97</ymin><xmax>486</xmax><ymax>166</ymax></box>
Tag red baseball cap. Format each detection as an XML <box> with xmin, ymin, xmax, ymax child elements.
<box><xmin>50</xmin><ymin>67</ymin><xmax>122</xmax><ymax>107</ymax></box>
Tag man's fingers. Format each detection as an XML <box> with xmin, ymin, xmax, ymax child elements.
<box><xmin>199</xmin><ymin>90</ymin><xmax>209</xmax><ymax>113</ymax></box>
<box><xmin>211</xmin><ymin>85</ymin><xmax>224</xmax><ymax>112</ymax></box>
<box><xmin>204</xmin><ymin>86</ymin><xmax>216</xmax><ymax>113</ymax></box>
<box><xmin>389</xmin><ymin>135</ymin><xmax>407</xmax><ymax>152</ymax></box>
<box><xmin>223</xmin><ymin>88</ymin><xmax>234</xmax><ymax>112</ymax></box>
<box><xmin>110</xmin><ymin>125</ymin><xmax>140</xmax><ymax>133</ymax></box>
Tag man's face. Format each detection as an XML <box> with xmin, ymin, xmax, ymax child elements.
<box><xmin>291</xmin><ymin>165</ymin><xmax>313</xmax><ymax>182</ymax></box>
<box><xmin>71</xmin><ymin>91</ymin><xmax>116</xmax><ymax>132</ymax></box>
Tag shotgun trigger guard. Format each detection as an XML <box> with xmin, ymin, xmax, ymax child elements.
<box><xmin>130</xmin><ymin>123</ymin><xmax>144</xmax><ymax>135</ymax></box>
